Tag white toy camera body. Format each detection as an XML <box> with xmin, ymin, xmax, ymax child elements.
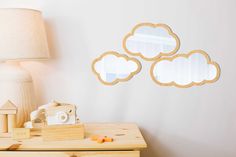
<box><xmin>46</xmin><ymin>104</ymin><xmax>76</xmax><ymax>125</ymax></box>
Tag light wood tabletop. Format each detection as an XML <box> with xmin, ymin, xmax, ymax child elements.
<box><xmin>0</xmin><ymin>123</ymin><xmax>147</xmax><ymax>151</ymax></box>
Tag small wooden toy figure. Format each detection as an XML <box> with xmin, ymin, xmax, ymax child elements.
<box><xmin>0</xmin><ymin>100</ymin><xmax>17</xmax><ymax>134</ymax></box>
<box><xmin>90</xmin><ymin>135</ymin><xmax>114</xmax><ymax>143</ymax></box>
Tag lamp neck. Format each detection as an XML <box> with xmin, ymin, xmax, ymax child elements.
<box><xmin>0</xmin><ymin>61</ymin><xmax>32</xmax><ymax>82</ymax></box>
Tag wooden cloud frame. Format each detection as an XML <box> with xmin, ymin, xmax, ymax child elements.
<box><xmin>123</xmin><ymin>23</ymin><xmax>180</xmax><ymax>61</ymax></box>
<box><xmin>92</xmin><ymin>51</ymin><xmax>142</xmax><ymax>85</ymax></box>
<box><xmin>150</xmin><ymin>50</ymin><xmax>221</xmax><ymax>88</ymax></box>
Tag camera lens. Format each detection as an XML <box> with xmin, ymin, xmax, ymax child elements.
<box><xmin>56</xmin><ymin>111</ymin><xmax>69</xmax><ymax>123</ymax></box>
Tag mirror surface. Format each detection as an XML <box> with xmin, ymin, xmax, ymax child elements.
<box><xmin>150</xmin><ymin>50</ymin><xmax>220</xmax><ymax>88</ymax></box>
<box><xmin>123</xmin><ymin>23</ymin><xmax>180</xmax><ymax>61</ymax></box>
<box><xmin>92</xmin><ymin>51</ymin><xmax>141</xmax><ymax>85</ymax></box>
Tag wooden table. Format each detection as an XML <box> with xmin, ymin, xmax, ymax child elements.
<box><xmin>0</xmin><ymin>123</ymin><xmax>147</xmax><ymax>157</ymax></box>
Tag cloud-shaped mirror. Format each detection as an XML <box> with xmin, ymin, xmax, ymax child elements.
<box><xmin>150</xmin><ymin>50</ymin><xmax>220</xmax><ymax>88</ymax></box>
<box><xmin>123</xmin><ymin>23</ymin><xmax>180</xmax><ymax>61</ymax></box>
<box><xmin>92</xmin><ymin>51</ymin><xmax>141</xmax><ymax>85</ymax></box>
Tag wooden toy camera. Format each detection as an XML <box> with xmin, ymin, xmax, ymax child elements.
<box><xmin>23</xmin><ymin>101</ymin><xmax>85</xmax><ymax>141</ymax></box>
<box><xmin>27</xmin><ymin>101</ymin><xmax>77</xmax><ymax>127</ymax></box>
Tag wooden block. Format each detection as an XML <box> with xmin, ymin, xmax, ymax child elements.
<box><xmin>0</xmin><ymin>110</ymin><xmax>17</xmax><ymax>115</ymax></box>
<box><xmin>0</xmin><ymin>100</ymin><xmax>17</xmax><ymax>110</ymax></box>
<box><xmin>7</xmin><ymin>114</ymin><xmax>16</xmax><ymax>133</ymax></box>
<box><xmin>0</xmin><ymin>132</ymin><xmax>11</xmax><ymax>138</ymax></box>
<box><xmin>0</xmin><ymin>114</ymin><xmax>8</xmax><ymax>133</ymax></box>
<box><xmin>42</xmin><ymin>123</ymin><xmax>84</xmax><ymax>141</ymax></box>
<box><xmin>30</xmin><ymin>128</ymin><xmax>42</xmax><ymax>136</ymax></box>
<box><xmin>12</xmin><ymin>128</ymin><xmax>30</xmax><ymax>140</ymax></box>
<box><xmin>0</xmin><ymin>100</ymin><xmax>17</xmax><ymax>114</ymax></box>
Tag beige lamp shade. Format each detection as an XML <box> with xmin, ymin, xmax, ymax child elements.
<box><xmin>0</xmin><ymin>8</ymin><xmax>49</xmax><ymax>60</ymax></box>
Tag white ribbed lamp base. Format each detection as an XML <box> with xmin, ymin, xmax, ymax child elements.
<box><xmin>0</xmin><ymin>62</ymin><xmax>36</xmax><ymax>127</ymax></box>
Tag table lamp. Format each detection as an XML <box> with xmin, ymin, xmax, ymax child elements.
<box><xmin>0</xmin><ymin>8</ymin><xmax>49</xmax><ymax>127</ymax></box>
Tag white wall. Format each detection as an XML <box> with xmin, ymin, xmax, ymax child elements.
<box><xmin>1</xmin><ymin>0</ymin><xmax>236</xmax><ymax>156</ymax></box>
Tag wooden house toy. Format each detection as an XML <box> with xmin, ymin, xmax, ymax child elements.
<box><xmin>0</xmin><ymin>100</ymin><xmax>17</xmax><ymax>136</ymax></box>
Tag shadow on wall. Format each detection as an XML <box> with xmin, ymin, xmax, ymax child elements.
<box><xmin>45</xmin><ymin>20</ymin><xmax>59</xmax><ymax>60</ymax></box>
<box><xmin>140</xmin><ymin>128</ymin><xmax>234</xmax><ymax>157</ymax></box>
<box><xmin>140</xmin><ymin>128</ymin><xmax>174</xmax><ymax>157</ymax></box>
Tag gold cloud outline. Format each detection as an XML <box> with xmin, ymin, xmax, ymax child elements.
<box><xmin>123</xmin><ymin>23</ymin><xmax>180</xmax><ymax>61</ymax></box>
<box><xmin>92</xmin><ymin>51</ymin><xmax>142</xmax><ymax>85</ymax></box>
<box><xmin>150</xmin><ymin>50</ymin><xmax>221</xmax><ymax>88</ymax></box>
